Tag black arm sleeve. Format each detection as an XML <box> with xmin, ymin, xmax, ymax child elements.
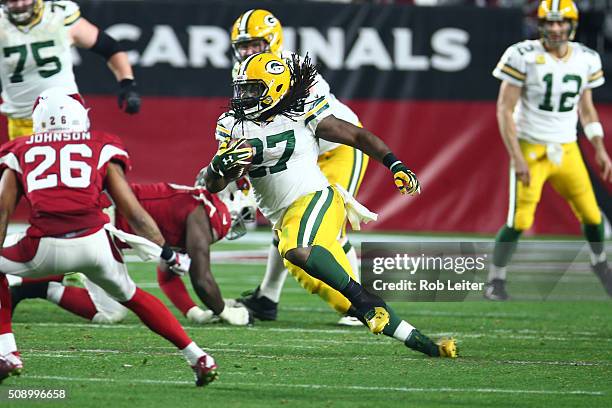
<box><xmin>90</xmin><ymin>31</ymin><xmax>122</xmax><ymax>60</ymax></box>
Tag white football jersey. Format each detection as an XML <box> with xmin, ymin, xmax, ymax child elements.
<box><xmin>232</xmin><ymin>50</ymin><xmax>360</xmax><ymax>154</ymax></box>
<box><xmin>215</xmin><ymin>97</ymin><xmax>333</xmax><ymax>224</ymax></box>
<box><xmin>0</xmin><ymin>1</ymin><xmax>81</xmax><ymax>118</ymax></box>
<box><xmin>493</xmin><ymin>40</ymin><xmax>604</xmax><ymax>144</ymax></box>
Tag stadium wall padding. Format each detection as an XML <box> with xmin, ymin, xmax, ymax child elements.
<box><xmin>3</xmin><ymin>1</ymin><xmax>611</xmax><ymax>235</ymax></box>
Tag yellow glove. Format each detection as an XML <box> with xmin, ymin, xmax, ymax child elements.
<box><xmin>210</xmin><ymin>138</ymin><xmax>253</xmax><ymax>177</ymax></box>
<box><xmin>383</xmin><ymin>152</ymin><xmax>420</xmax><ymax>195</ymax></box>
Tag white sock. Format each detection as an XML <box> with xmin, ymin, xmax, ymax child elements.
<box><xmin>0</xmin><ymin>333</ymin><xmax>17</xmax><ymax>355</ymax></box>
<box><xmin>392</xmin><ymin>321</ymin><xmax>416</xmax><ymax>342</ymax></box>
<box><xmin>259</xmin><ymin>243</ymin><xmax>288</xmax><ymax>303</ymax></box>
<box><xmin>46</xmin><ymin>281</ymin><xmax>65</xmax><ymax>304</ymax></box>
<box><xmin>590</xmin><ymin>251</ymin><xmax>607</xmax><ymax>266</ymax></box>
<box><xmin>181</xmin><ymin>341</ymin><xmax>205</xmax><ymax>366</ymax></box>
<box><xmin>345</xmin><ymin>245</ymin><xmax>360</xmax><ymax>283</ymax></box>
<box><xmin>487</xmin><ymin>264</ymin><xmax>507</xmax><ymax>282</ymax></box>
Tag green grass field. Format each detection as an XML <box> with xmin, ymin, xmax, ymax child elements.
<box><xmin>1</xmin><ymin>236</ymin><xmax>611</xmax><ymax>407</ymax></box>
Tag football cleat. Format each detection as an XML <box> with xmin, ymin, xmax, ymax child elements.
<box><xmin>337</xmin><ymin>316</ymin><xmax>363</xmax><ymax>327</ymax></box>
<box><xmin>236</xmin><ymin>286</ymin><xmax>278</xmax><ymax>321</ymax></box>
<box><xmin>0</xmin><ymin>353</ymin><xmax>23</xmax><ymax>384</ymax></box>
<box><xmin>437</xmin><ymin>338</ymin><xmax>458</xmax><ymax>358</ymax></box>
<box><xmin>484</xmin><ymin>278</ymin><xmax>509</xmax><ymax>301</ymax></box>
<box><xmin>591</xmin><ymin>261</ymin><xmax>612</xmax><ymax>297</ymax></box>
<box><xmin>192</xmin><ymin>355</ymin><xmax>218</xmax><ymax>387</ymax></box>
<box><xmin>363</xmin><ymin>306</ymin><xmax>389</xmax><ymax>335</ymax></box>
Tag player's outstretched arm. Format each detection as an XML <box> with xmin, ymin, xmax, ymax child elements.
<box><xmin>0</xmin><ymin>170</ymin><xmax>21</xmax><ymax>249</ymax></box>
<box><xmin>70</xmin><ymin>18</ymin><xmax>141</xmax><ymax>114</ymax></box>
<box><xmin>105</xmin><ymin>162</ymin><xmax>165</xmax><ymax>246</ymax></box>
<box><xmin>185</xmin><ymin>206</ymin><xmax>225</xmax><ymax>314</ymax></box>
<box><xmin>185</xmin><ymin>207</ymin><xmax>250</xmax><ymax>325</ymax></box>
<box><xmin>579</xmin><ymin>89</ymin><xmax>612</xmax><ymax>182</ymax></box>
<box><xmin>315</xmin><ymin>116</ymin><xmax>420</xmax><ymax>195</ymax></box>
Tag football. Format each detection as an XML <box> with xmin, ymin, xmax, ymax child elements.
<box><xmin>224</xmin><ymin>139</ymin><xmax>253</xmax><ymax>181</ymax></box>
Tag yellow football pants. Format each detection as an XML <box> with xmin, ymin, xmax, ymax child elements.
<box><xmin>7</xmin><ymin>117</ymin><xmax>33</xmax><ymax>141</ymax></box>
<box><xmin>317</xmin><ymin>144</ymin><xmax>369</xmax><ymax>239</ymax></box>
<box><xmin>507</xmin><ymin>140</ymin><xmax>601</xmax><ymax>231</ymax></box>
<box><xmin>277</xmin><ymin>186</ymin><xmax>356</xmax><ymax>314</ymax></box>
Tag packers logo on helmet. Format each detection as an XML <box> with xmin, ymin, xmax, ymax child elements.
<box><xmin>231</xmin><ymin>9</ymin><xmax>283</xmax><ymax>61</ymax></box>
<box><xmin>231</xmin><ymin>53</ymin><xmax>290</xmax><ymax>121</ymax></box>
<box><xmin>537</xmin><ymin>0</ymin><xmax>579</xmax><ymax>45</ymax></box>
<box><xmin>2</xmin><ymin>0</ymin><xmax>43</xmax><ymax>25</ymax></box>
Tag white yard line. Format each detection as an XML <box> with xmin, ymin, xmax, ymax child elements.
<box><xmin>22</xmin><ymin>375</ymin><xmax>605</xmax><ymax>396</ymax></box>
<box><xmin>12</xmin><ymin>322</ymin><xmax>612</xmax><ymax>343</ymax></box>
<box><xmin>25</xmin><ymin>347</ymin><xmax>609</xmax><ymax>367</ymax></box>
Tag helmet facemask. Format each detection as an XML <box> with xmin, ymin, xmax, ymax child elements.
<box><xmin>217</xmin><ymin>179</ymin><xmax>257</xmax><ymax>241</ymax></box>
<box><xmin>231</xmin><ymin>79</ymin><xmax>276</xmax><ymax>120</ymax></box>
<box><xmin>539</xmin><ymin>18</ymin><xmax>576</xmax><ymax>49</ymax></box>
<box><xmin>232</xmin><ymin>38</ymin><xmax>271</xmax><ymax>62</ymax></box>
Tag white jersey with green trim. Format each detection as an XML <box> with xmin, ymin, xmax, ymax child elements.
<box><xmin>492</xmin><ymin>40</ymin><xmax>604</xmax><ymax>144</ymax></box>
<box><xmin>0</xmin><ymin>1</ymin><xmax>81</xmax><ymax>118</ymax></box>
<box><xmin>215</xmin><ymin>96</ymin><xmax>333</xmax><ymax>224</ymax></box>
<box><xmin>232</xmin><ymin>50</ymin><xmax>360</xmax><ymax>154</ymax></box>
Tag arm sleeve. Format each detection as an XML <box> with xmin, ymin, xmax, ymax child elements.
<box><xmin>492</xmin><ymin>44</ymin><xmax>526</xmax><ymax>87</ymax></box>
<box><xmin>586</xmin><ymin>50</ymin><xmax>605</xmax><ymax>89</ymax></box>
<box><xmin>303</xmin><ymin>96</ymin><xmax>333</xmax><ymax>134</ymax></box>
<box><xmin>98</xmin><ymin>133</ymin><xmax>131</xmax><ymax>172</ymax></box>
<box><xmin>55</xmin><ymin>0</ymin><xmax>81</xmax><ymax>26</ymax></box>
<box><xmin>215</xmin><ymin>115</ymin><xmax>234</xmax><ymax>142</ymax></box>
<box><xmin>0</xmin><ymin>145</ymin><xmax>23</xmax><ymax>175</ymax></box>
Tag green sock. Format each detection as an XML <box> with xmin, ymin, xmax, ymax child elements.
<box><xmin>492</xmin><ymin>225</ymin><xmax>522</xmax><ymax>267</ymax></box>
<box><xmin>405</xmin><ymin>329</ymin><xmax>440</xmax><ymax>357</ymax></box>
<box><xmin>382</xmin><ymin>304</ymin><xmax>402</xmax><ymax>337</ymax></box>
<box><xmin>304</xmin><ymin>245</ymin><xmax>350</xmax><ymax>291</ymax></box>
<box><xmin>583</xmin><ymin>223</ymin><xmax>604</xmax><ymax>259</ymax></box>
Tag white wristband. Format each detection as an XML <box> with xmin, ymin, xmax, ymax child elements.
<box><xmin>584</xmin><ymin>122</ymin><xmax>604</xmax><ymax>141</ymax></box>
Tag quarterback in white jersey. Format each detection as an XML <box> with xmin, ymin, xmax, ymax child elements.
<box><xmin>201</xmin><ymin>52</ymin><xmax>458</xmax><ymax>359</ymax></box>
<box><xmin>493</xmin><ymin>39</ymin><xmax>604</xmax><ymax>144</ymax></box>
<box><xmin>229</xmin><ymin>9</ymin><xmax>368</xmax><ymax>326</ymax></box>
<box><xmin>0</xmin><ymin>0</ymin><xmax>140</xmax><ymax>140</ymax></box>
<box><xmin>485</xmin><ymin>0</ymin><xmax>612</xmax><ymax>300</ymax></box>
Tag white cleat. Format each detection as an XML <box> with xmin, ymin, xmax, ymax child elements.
<box><xmin>337</xmin><ymin>316</ymin><xmax>363</xmax><ymax>327</ymax></box>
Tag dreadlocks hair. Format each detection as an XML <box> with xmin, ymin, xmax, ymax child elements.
<box><xmin>258</xmin><ymin>54</ymin><xmax>318</xmax><ymax>122</ymax></box>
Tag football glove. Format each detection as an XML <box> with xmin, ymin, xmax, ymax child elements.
<box><xmin>218</xmin><ymin>304</ymin><xmax>251</xmax><ymax>326</ymax></box>
<box><xmin>117</xmin><ymin>79</ymin><xmax>141</xmax><ymax>114</ymax></box>
<box><xmin>209</xmin><ymin>138</ymin><xmax>253</xmax><ymax>177</ymax></box>
<box><xmin>168</xmin><ymin>253</ymin><xmax>191</xmax><ymax>276</ymax></box>
<box><xmin>186</xmin><ymin>306</ymin><xmax>218</xmax><ymax>324</ymax></box>
<box><xmin>160</xmin><ymin>245</ymin><xmax>189</xmax><ymax>275</ymax></box>
<box><xmin>390</xmin><ymin>162</ymin><xmax>420</xmax><ymax>195</ymax></box>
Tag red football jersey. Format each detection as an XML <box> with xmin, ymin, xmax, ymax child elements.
<box><xmin>114</xmin><ymin>183</ymin><xmax>231</xmax><ymax>249</ymax></box>
<box><xmin>0</xmin><ymin>131</ymin><xmax>130</xmax><ymax>237</ymax></box>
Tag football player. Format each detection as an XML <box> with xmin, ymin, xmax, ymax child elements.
<box><xmin>230</xmin><ymin>9</ymin><xmax>368</xmax><ymax>326</ymax></box>
<box><xmin>9</xmin><ymin>180</ymin><xmax>255</xmax><ymax>326</ymax></box>
<box><xmin>201</xmin><ymin>53</ymin><xmax>457</xmax><ymax>358</ymax></box>
<box><xmin>0</xmin><ymin>88</ymin><xmax>217</xmax><ymax>386</ymax></box>
<box><xmin>486</xmin><ymin>0</ymin><xmax>612</xmax><ymax>300</ymax></box>
<box><xmin>0</xmin><ymin>0</ymin><xmax>140</xmax><ymax>140</ymax></box>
